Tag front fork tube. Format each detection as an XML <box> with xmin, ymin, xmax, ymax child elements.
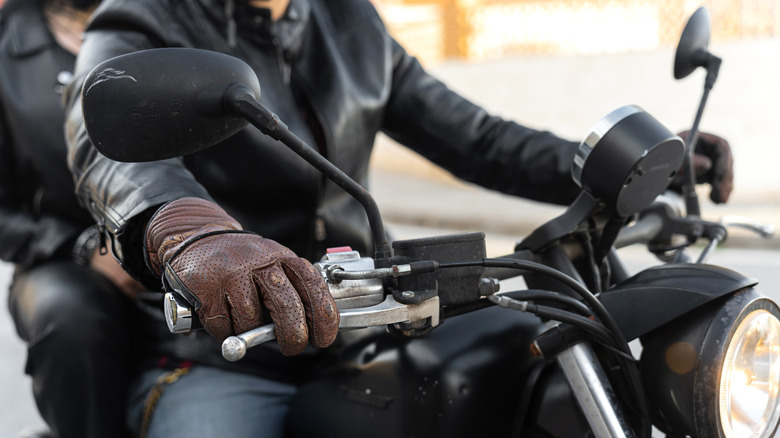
<box><xmin>556</xmin><ymin>343</ymin><xmax>636</xmax><ymax>438</ymax></box>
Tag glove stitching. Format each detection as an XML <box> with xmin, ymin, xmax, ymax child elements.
<box><xmin>198</xmin><ymin>286</ymin><xmax>234</xmax><ymax>341</ymax></box>
<box><xmin>223</xmin><ymin>290</ymin><xmax>242</xmax><ymax>338</ymax></box>
<box><xmin>200</xmin><ymin>313</ymin><xmax>232</xmax><ymax>339</ymax></box>
<box><xmin>144</xmin><ymin>201</ymin><xmax>177</xmax><ymax>275</ymax></box>
<box><xmin>225</xmin><ymin>279</ymin><xmax>262</xmax><ymax>337</ymax></box>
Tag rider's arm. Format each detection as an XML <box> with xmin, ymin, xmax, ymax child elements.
<box><xmin>63</xmin><ymin>10</ymin><xmax>211</xmax><ymax>286</ymax></box>
<box><xmin>382</xmin><ymin>38</ymin><xmax>582</xmax><ymax>206</ymax></box>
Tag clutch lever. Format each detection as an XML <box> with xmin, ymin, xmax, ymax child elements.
<box><xmin>696</xmin><ymin>215</ymin><xmax>776</xmax><ymax>264</ymax></box>
<box><xmin>165</xmin><ymin>292</ymin><xmax>441</xmax><ymax>362</ymax></box>
<box><xmin>719</xmin><ymin>215</ymin><xmax>775</xmax><ymax>239</ymax></box>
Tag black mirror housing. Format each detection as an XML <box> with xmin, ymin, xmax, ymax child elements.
<box><xmin>674</xmin><ymin>7</ymin><xmax>711</xmax><ymax>80</ymax></box>
<box><xmin>81</xmin><ymin>48</ymin><xmax>261</xmax><ymax>162</ymax></box>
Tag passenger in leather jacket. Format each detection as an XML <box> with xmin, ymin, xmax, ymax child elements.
<box><xmin>63</xmin><ymin>0</ymin><xmax>734</xmax><ymax>436</ymax></box>
<box><xmin>0</xmin><ymin>0</ymin><xmax>143</xmax><ymax>436</ymax></box>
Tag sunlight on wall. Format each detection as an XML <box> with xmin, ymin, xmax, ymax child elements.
<box><xmin>375</xmin><ymin>0</ymin><xmax>780</xmax><ymax>64</ymax></box>
<box><xmin>469</xmin><ymin>3</ymin><xmax>661</xmax><ymax>58</ymax></box>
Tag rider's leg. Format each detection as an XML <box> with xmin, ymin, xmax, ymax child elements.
<box><xmin>126</xmin><ymin>365</ymin><xmax>297</xmax><ymax>438</ymax></box>
<box><xmin>7</xmin><ymin>261</ymin><xmax>134</xmax><ymax>438</ymax></box>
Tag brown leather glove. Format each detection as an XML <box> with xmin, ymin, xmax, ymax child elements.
<box><xmin>145</xmin><ymin>197</ymin><xmax>339</xmax><ymax>356</ymax></box>
<box><xmin>675</xmin><ymin>131</ymin><xmax>734</xmax><ymax>204</ymax></box>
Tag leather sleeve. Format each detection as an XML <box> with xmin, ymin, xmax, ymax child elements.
<box><xmin>63</xmin><ymin>2</ymin><xmax>212</xmax><ymax>282</ymax></box>
<box><xmin>382</xmin><ymin>39</ymin><xmax>582</xmax><ymax>206</ymax></box>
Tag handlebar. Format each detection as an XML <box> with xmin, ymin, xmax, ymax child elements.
<box><xmin>162</xmin><ymin>192</ymin><xmax>775</xmax><ymax>362</ymax></box>
<box><xmin>615</xmin><ymin>192</ymin><xmax>774</xmax><ymax>263</ymax></box>
<box><xmin>165</xmin><ymin>291</ymin><xmax>441</xmax><ymax>362</ymax></box>
<box><xmin>164</xmin><ymin>247</ymin><xmax>444</xmax><ymax>361</ymax></box>
<box><xmin>614</xmin><ymin>213</ymin><xmax>665</xmax><ymax>249</ymax></box>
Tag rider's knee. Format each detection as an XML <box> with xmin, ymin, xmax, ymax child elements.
<box><xmin>11</xmin><ymin>261</ymin><xmax>127</xmax><ymax>351</ymax></box>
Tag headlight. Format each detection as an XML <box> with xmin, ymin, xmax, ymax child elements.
<box><xmin>719</xmin><ymin>309</ymin><xmax>780</xmax><ymax>437</ymax></box>
<box><xmin>640</xmin><ymin>288</ymin><xmax>780</xmax><ymax>438</ymax></box>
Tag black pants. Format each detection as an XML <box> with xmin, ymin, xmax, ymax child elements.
<box><xmin>7</xmin><ymin>261</ymin><xmax>134</xmax><ymax>438</ymax></box>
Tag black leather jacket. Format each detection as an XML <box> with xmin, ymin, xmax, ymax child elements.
<box><xmin>0</xmin><ymin>0</ymin><xmax>94</xmax><ymax>268</ymax></box>
<box><xmin>65</xmin><ymin>0</ymin><xmax>581</xmax><ymax>381</ymax></box>
<box><xmin>67</xmin><ymin>0</ymin><xmax>581</xmax><ymax>278</ymax></box>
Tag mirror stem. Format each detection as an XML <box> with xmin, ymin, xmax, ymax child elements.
<box><xmin>224</xmin><ymin>84</ymin><xmax>393</xmax><ymax>260</ymax></box>
<box><xmin>682</xmin><ymin>54</ymin><xmax>721</xmax><ymax>217</ymax></box>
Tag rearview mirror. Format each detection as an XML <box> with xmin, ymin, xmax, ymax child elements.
<box><xmin>81</xmin><ymin>48</ymin><xmax>261</xmax><ymax>162</ymax></box>
<box><xmin>674</xmin><ymin>7</ymin><xmax>711</xmax><ymax>80</ymax></box>
<box><xmin>82</xmin><ymin>47</ymin><xmax>393</xmax><ymax>259</ymax></box>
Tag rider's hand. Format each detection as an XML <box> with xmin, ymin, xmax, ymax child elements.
<box><xmin>675</xmin><ymin>131</ymin><xmax>734</xmax><ymax>204</ymax></box>
<box><xmin>145</xmin><ymin>197</ymin><xmax>339</xmax><ymax>355</ymax></box>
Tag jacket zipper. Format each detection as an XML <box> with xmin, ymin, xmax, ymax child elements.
<box><xmin>270</xmin><ymin>22</ymin><xmax>291</xmax><ymax>85</ymax></box>
<box><xmin>270</xmin><ymin>30</ymin><xmax>327</xmax><ymax>255</ymax></box>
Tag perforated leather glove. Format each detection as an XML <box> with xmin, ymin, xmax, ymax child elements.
<box><xmin>145</xmin><ymin>197</ymin><xmax>339</xmax><ymax>356</ymax></box>
<box><xmin>674</xmin><ymin>131</ymin><xmax>734</xmax><ymax>204</ymax></box>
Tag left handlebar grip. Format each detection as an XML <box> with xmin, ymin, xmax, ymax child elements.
<box><xmin>163</xmin><ymin>292</ymin><xmax>202</xmax><ymax>333</ymax></box>
<box><xmin>163</xmin><ymin>291</ymin><xmax>275</xmax><ymax>362</ymax></box>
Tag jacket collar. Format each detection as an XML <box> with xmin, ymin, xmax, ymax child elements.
<box><xmin>278</xmin><ymin>0</ymin><xmax>310</xmax><ymax>55</ymax></box>
<box><xmin>201</xmin><ymin>0</ymin><xmax>310</xmax><ymax>56</ymax></box>
<box><xmin>4</xmin><ymin>3</ymin><xmax>55</xmax><ymax>58</ymax></box>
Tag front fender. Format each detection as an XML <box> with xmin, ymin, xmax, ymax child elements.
<box><xmin>600</xmin><ymin>263</ymin><xmax>757</xmax><ymax>340</ymax></box>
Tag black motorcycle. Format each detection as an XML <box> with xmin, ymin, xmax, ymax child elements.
<box><xmin>80</xmin><ymin>7</ymin><xmax>780</xmax><ymax>438</ymax></box>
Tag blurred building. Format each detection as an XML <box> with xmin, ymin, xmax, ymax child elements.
<box><xmin>373</xmin><ymin>0</ymin><xmax>780</xmax><ymax>65</ymax></box>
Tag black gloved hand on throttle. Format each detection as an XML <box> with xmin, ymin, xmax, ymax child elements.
<box><xmin>671</xmin><ymin>131</ymin><xmax>734</xmax><ymax>204</ymax></box>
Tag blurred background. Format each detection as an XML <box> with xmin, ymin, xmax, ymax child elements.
<box><xmin>376</xmin><ymin>0</ymin><xmax>780</xmax><ymax>61</ymax></box>
<box><xmin>369</xmin><ymin>0</ymin><xmax>780</xmax><ymax>206</ymax></box>
<box><xmin>2</xmin><ymin>0</ymin><xmax>780</xmax><ymax>435</ymax></box>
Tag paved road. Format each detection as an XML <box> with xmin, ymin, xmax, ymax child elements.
<box><xmin>0</xmin><ymin>263</ymin><xmax>42</xmax><ymax>435</ymax></box>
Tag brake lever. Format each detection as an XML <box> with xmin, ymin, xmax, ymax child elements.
<box><xmin>221</xmin><ymin>294</ymin><xmax>440</xmax><ymax>361</ymax></box>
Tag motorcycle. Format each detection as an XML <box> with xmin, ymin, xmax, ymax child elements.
<box><xmin>79</xmin><ymin>7</ymin><xmax>780</xmax><ymax>438</ymax></box>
